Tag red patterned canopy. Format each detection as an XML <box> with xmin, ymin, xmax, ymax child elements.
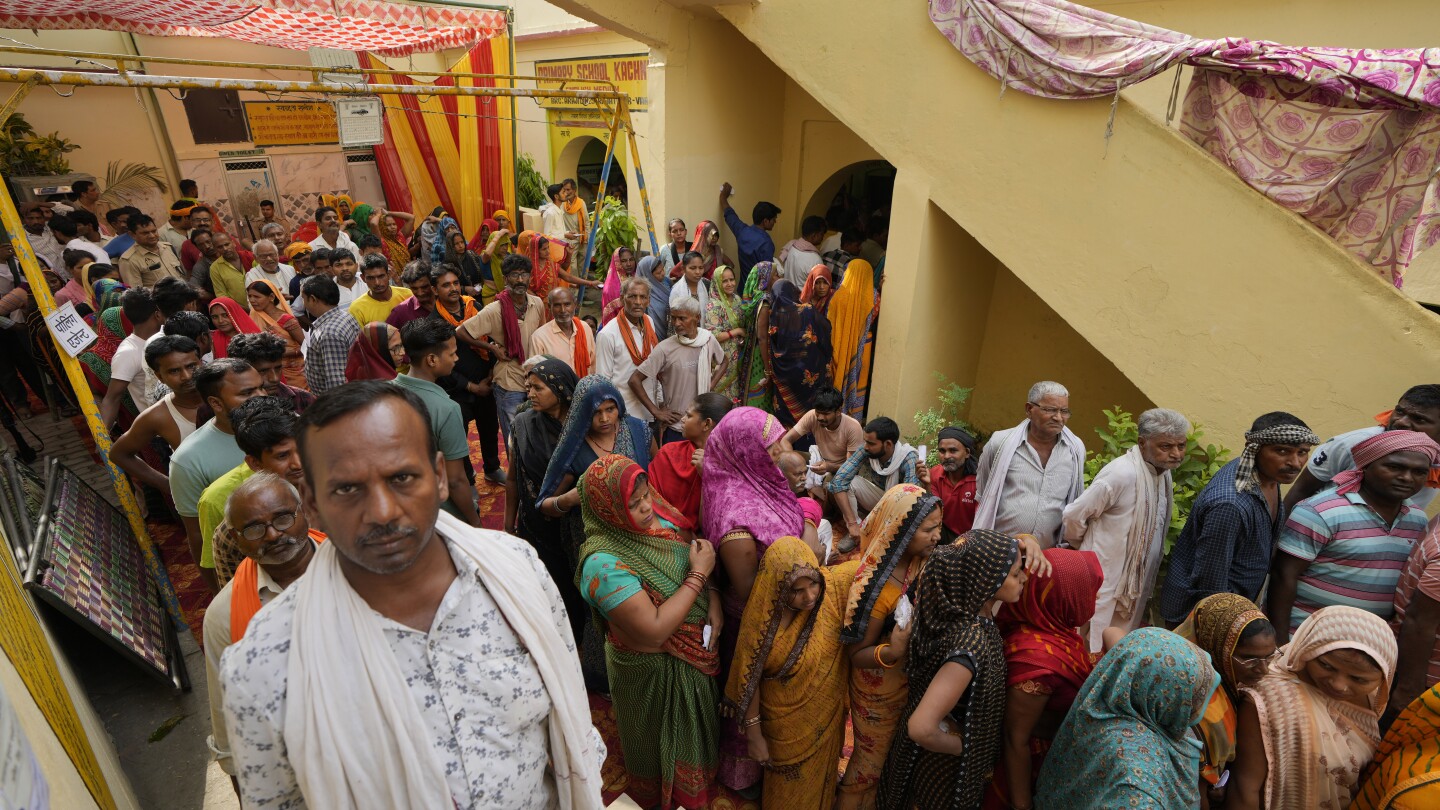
<box><xmin>0</xmin><ymin>0</ymin><xmax>507</xmax><ymax>56</ymax></box>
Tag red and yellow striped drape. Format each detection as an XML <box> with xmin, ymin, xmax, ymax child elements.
<box><xmin>364</xmin><ymin>35</ymin><xmax>514</xmax><ymax>240</ymax></box>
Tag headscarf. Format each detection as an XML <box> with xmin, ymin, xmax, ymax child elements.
<box><xmin>647</xmin><ymin>438</ymin><xmax>704</xmax><ymax>530</ymax></box>
<box><xmin>1242</xmin><ymin>605</ymin><xmax>1398</xmax><ymax>810</ymax></box>
<box><xmin>511</xmin><ymin>357</ymin><xmax>580</xmax><ymax>531</ymax></box>
<box><xmin>209</xmin><ymin>296</ymin><xmax>259</xmax><ymax>359</ymax></box>
<box><xmin>1330</xmin><ymin>430</ymin><xmax>1440</xmax><ymax>495</ymax></box>
<box><xmin>637</xmin><ymin>255</ymin><xmax>671</xmax><ymax>340</ymax></box>
<box><xmin>536</xmin><ymin>375</ymin><xmax>651</xmax><ymax>505</ymax></box>
<box><xmin>1173</xmin><ymin>593</ymin><xmax>1268</xmax><ymax>783</ymax></box>
<box><xmin>996</xmin><ymin>547</ymin><xmax>1103</xmax><ymax>705</ymax></box>
<box><xmin>284</xmin><ymin>242</ymin><xmax>313</xmax><ymax>261</ymax></box>
<box><xmin>1352</xmin><ymin>683</ymin><xmax>1440</xmax><ymax>810</ymax></box>
<box><xmin>827</xmin><ymin>258</ymin><xmax>876</xmax><ymax>393</ymax></box>
<box><xmin>689</xmin><ymin>220</ymin><xmax>721</xmax><ymax>277</ymax></box>
<box><xmin>798</xmin><ymin>264</ymin><xmax>831</xmax><ymax>306</ymax></box>
<box><xmin>77</xmin><ymin>306</ymin><xmax>130</xmax><ymax>393</ymax></box>
<box><xmin>879</xmin><ymin>530</ymin><xmax>1019</xmax><ymax>809</ymax></box>
<box><xmin>700</xmin><ymin>407</ymin><xmax>803</xmax><ymax>550</ymax></box>
<box><xmin>430</xmin><ymin>216</ymin><xmax>461</xmax><ymax>266</ymax></box>
<box><xmin>95</xmin><ymin>277</ymin><xmax>127</xmax><ymax>312</ymax></box>
<box><xmin>469</xmin><ymin>219</ymin><xmax>500</xmax><ymax>252</ymax></box>
<box><xmin>344</xmin><ymin>322</ymin><xmax>399</xmax><ymax>382</ymax></box>
<box><xmin>768</xmin><ymin>279</ymin><xmax>833</xmax><ymax>425</ymax></box>
<box><xmin>1234</xmin><ymin>420</ymin><xmax>1320</xmax><ymax>494</ymax></box>
<box><xmin>600</xmin><ymin>246</ymin><xmax>634</xmax><ymax>326</ymax></box>
<box><xmin>518</xmin><ymin>230</ymin><xmax>566</xmax><ymax>298</ymax></box>
<box><xmin>78</xmin><ymin>261</ymin><xmax>102</xmax><ymax>310</ymax></box>
<box><xmin>1036</xmin><ymin>628</ymin><xmax>1219</xmax><ymax>810</ymax></box>
<box><xmin>492</xmin><ymin>209</ymin><xmax>512</xmax><ymax>228</ymax></box>
<box><xmin>1175</xmin><ymin>592</ymin><xmax>1269</xmax><ymax>697</ymax></box>
<box><xmin>707</xmin><ymin>265</ymin><xmax>742</xmax><ymax>326</ymax></box>
<box><xmin>246</xmin><ymin>279</ymin><xmax>290</xmax><ymax>334</ymax></box>
<box><xmin>722</xmin><ymin>536</ymin><xmax>858</xmax><ymax>756</ymax></box>
<box><xmin>348</xmin><ymin>202</ymin><xmax>375</xmax><ymax>240</ymax></box>
<box><xmin>840</xmin><ymin>483</ymin><xmax>940</xmax><ymax>643</ymax></box>
<box><xmin>574</xmin><ymin>455</ymin><xmax>711</xmax><ymax>658</ymax></box>
<box><xmin>937</xmin><ymin>426</ymin><xmax>979</xmax><ymax>477</ymax></box>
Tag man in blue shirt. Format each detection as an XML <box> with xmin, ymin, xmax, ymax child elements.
<box><xmin>1158</xmin><ymin>411</ymin><xmax>1319</xmax><ymax>626</ymax></box>
<box><xmin>719</xmin><ymin>181</ymin><xmax>779</xmax><ymax>287</ymax></box>
<box><xmin>104</xmin><ymin>206</ymin><xmax>139</xmax><ymax>259</ymax></box>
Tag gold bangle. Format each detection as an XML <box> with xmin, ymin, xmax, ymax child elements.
<box><xmin>742</xmin><ymin>715</ymin><xmax>762</xmax><ymax>729</ymax></box>
<box><xmin>875</xmin><ymin>642</ymin><xmax>896</xmax><ymax>669</ymax></box>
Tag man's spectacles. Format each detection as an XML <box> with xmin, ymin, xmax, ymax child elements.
<box><xmin>1027</xmin><ymin>403</ymin><xmax>1072</xmax><ymax>417</ymax></box>
<box><xmin>239</xmin><ymin>511</ymin><xmax>298</xmax><ymax>542</ymax></box>
<box><xmin>1232</xmin><ymin>650</ymin><xmax>1283</xmax><ymax>667</ymax></box>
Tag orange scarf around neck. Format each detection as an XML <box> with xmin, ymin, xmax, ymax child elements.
<box><xmin>619</xmin><ymin>313</ymin><xmax>657</xmax><ymax>367</ymax></box>
<box><xmin>231</xmin><ymin>529</ymin><xmax>326</xmax><ymax>643</ymax></box>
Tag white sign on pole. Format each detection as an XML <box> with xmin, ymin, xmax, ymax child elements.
<box><xmin>335</xmin><ymin>98</ymin><xmax>386</xmax><ymax>147</ymax></box>
<box><xmin>43</xmin><ymin>302</ymin><xmax>96</xmax><ymax>357</ymax></box>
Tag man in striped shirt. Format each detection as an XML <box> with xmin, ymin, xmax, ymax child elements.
<box><xmin>1269</xmin><ymin>430</ymin><xmax>1440</xmax><ymax>643</ymax></box>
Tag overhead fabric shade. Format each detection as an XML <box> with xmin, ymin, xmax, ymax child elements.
<box><xmin>929</xmin><ymin>0</ymin><xmax>1440</xmax><ymax>287</ymax></box>
<box><xmin>364</xmin><ymin>37</ymin><xmax>515</xmax><ymax>238</ymax></box>
<box><xmin>0</xmin><ymin>0</ymin><xmax>507</xmax><ymax>56</ymax></box>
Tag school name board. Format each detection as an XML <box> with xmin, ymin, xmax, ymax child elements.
<box><xmin>243</xmin><ymin>101</ymin><xmax>339</xmax><ymax>147</ymax></box>
<box><xmin>534</xmin><ymin>54</ymin><xmax>648</xmax><ymax>112</ymax></box>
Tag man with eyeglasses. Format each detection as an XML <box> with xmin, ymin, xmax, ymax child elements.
<box><xmin>203</xmin><ymin>470</ymin><xmax>322</xmax><ymax>796</ymax></box>
<box><xmin>196</xmin><ymin>396</ymin><xmax>305</xmax><ymax>589</ymax></box>
<box><xmin>973</xmin><ymin>380</ymin><xmax>1087</xmax><ymax>548</ymax></box>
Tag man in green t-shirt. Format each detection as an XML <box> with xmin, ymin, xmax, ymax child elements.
<box><xmin>394</xmin><ymin>318</ymin><xmax>481</xmax><ymax>526</ymax></box>
<box><xmin>196</xmin><ymin>396</ymin><xmax>306</xmax><ymax>586</ymax></box>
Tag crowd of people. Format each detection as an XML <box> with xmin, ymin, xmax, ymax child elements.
<box><xmin>2</xmin><ymin>178</ymin><xmax>1439</xmax><ymax>810</ymax></box>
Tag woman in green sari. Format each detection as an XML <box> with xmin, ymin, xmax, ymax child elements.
<box><xmin>737</xmin><ymin>260</ymin><xmax>778</xmax><ymax>411</ymax></box>
<box><xmin>703</xmin><ymin>265</ymin><xmax>744</xmax><ymax>402</ymax></box>
<box><xmin>577</xmin><ymin>453</ymin><xmax>724</xmax><ymax>809</ymax></box>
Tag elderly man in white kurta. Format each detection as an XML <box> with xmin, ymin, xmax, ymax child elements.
<box><xmin>1063</xmin><ymin>408</ymin><xmax>1190</xmax><ymax>652</ymax></box>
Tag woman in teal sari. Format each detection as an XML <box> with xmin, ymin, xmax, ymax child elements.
<box><xmin>1035</xmin><ymin>628</ymin><xmax>1219</xmax><ymax>810</ymax></box>
<box><xmin>737</xmin><ymin>260</ymin><xmax>778</xmax><ymax>410</ymax></box>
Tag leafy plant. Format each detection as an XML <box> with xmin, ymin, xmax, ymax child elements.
<box><xmin>98</xmin><ymin>161</ymin><xmax>168</xmax><ymax>206</ymax></box>
<box><xmin>516</xmin><ymin>152</ymin><xmax>548</xmax><ymax>210</ymax></box>
<box><xmin>1083</xmin><ymin>406</ymin><xmax>1231</xmax><ymax>625</ymax></box>
<box><xmin>588</xmin><ymin>195</ymin><xmax>637</xmax><ymax>279</ymax></box>
<box><xmin>904</xmin><ymin>373</ymin><xmax>980</xmax><ymax>464</ymax></box>
<box><xmin>0</xmin><ymin>113</ymin><xmax>77</xmax><ymax>176</ymax></box>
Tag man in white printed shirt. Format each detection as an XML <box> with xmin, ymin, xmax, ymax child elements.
<box><xmin>221</xmin><ymin>383</ymin><xmax>604</xmax><ymax>809</ymax></box>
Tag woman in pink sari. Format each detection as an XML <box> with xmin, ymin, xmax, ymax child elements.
<box><xmin>700</xmin><ymin>405</ymin><xmax>805</xmax><ymax>792</ymax></box>
<box><xmin>600</xmin><ymin>245</ymin><xmax>637</xmax><ymax>326</ymax></box>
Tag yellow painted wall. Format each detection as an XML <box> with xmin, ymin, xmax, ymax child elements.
<box><xmin>553</xmin><ymin>0</ymin><xmax>1440</xmax><ymax>456</ymax></box>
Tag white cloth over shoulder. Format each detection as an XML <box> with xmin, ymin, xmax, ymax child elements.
<box><xmin>282</xmin><ymin>512</ymin><xmax>603</xmax><ymax>810</ymax></box>
<box><xmin>973</xmin><ymin>419</ymin><xmax>1085</xmax><ymax>535</ymax></box>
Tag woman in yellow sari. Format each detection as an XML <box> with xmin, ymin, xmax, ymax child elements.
<box><xmin>726</xmin><ymin>536</ymin><xmax>859</xmax><ymax>810</ymax></box>
<box><xmin>837</xmin><ymin>483</ymin><xmax>943</xmax><ymax>810</ymax></box>
<box><xmin>245</xmin><ymin>279</ymin><xmax>308</xmax><ymax>390</ymax></box>
<box><xmin>1353</xmin><ymin>683</ymin><xmax>1440</xmax><ymax>809</ymax></box>
<box><xmin>827</xmin><ymin>259</ymin><xmax>877</xmax><ymax>420</ymax></box>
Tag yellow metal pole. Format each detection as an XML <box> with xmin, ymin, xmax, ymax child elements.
<box><xmin>620</xmin><ymin>98</ymin><xmax>659</xmax><ymax>255</ymax></box>
<box><xmin>0</xmin><ymin>191</ymin><xmax>187</xmax><ymax>631</ymax></box>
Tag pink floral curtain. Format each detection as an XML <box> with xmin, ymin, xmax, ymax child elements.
<box><xmin>929</xmin><ymin>0</ymin><xmax>1440</xmax><ymax>286</ymax></box>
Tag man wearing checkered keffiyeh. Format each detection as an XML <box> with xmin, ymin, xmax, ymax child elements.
<box><xmin>1159</xmin><ymin>412</ymin><xmax>1319</xmax><ymax>625</ymax></box>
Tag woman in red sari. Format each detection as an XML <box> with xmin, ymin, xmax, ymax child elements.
<box><xmin>208</xmin><ymin>296</ymin><xmax>260</xmax><ymax>359</ymax></box>
<box><xmin>984</xmin><ymin>547</ymin><xmax>1104</xmax><ymax>810</ymax></box>
<box><xmin>345</xmin><ymin>322</ymin><xmax>402</xmax><ymax>382</ymax></box>
<box><xmin>647</xmin><ymin>392</ymin><xmax>732</xmax><ymax>529</ymax></box>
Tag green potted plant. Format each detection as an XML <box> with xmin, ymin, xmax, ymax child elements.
<box><xmin>588</xmin><ymin>195</ymin><xmax>638</xmax><ymax>279</ymax></box>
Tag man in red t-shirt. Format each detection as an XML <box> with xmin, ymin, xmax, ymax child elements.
<box><xmin>929</xmin><ymin>426</ymin><xmax>978</xmax><ymax>540</ymax></box>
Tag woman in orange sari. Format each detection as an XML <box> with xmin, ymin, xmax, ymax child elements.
<box><xmin>837</xmin><ymin>483</ymin><xmax>943</xmax><ymax>810</ymax></box>
<box><xmin>245</xmin><ymin>280</ymin><xmax>307</xmax><ymax>390</ymax></box>
<box><xmin>518</xmin><ymin>230</ymin><xmax>587</xmax><ymax>304</ymax></box>
<box><xmin>726</xmin><ymin>536</ymin><xmax>859</xmax><ymax>810</ymax></box>
<box><xmin>1353</xmin><ymin>683</ymin><xmax>1440</xmax><ymax>809</ymax></box>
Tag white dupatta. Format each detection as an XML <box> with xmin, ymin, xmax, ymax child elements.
<box><xmin>282</xmin><ymin>511</ymin><xmax>603</xmax><ymax>809</ymax></box>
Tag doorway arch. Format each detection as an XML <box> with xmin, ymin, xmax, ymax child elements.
<box><xmin>802</xmin><ymin>160</ymin><xmax>896</xmax><ymax>225</ymax></box>
<box><xmin>556</xmin><ymin>135</ymin><xmax>627</xmax><ymax>206</ymax></box>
